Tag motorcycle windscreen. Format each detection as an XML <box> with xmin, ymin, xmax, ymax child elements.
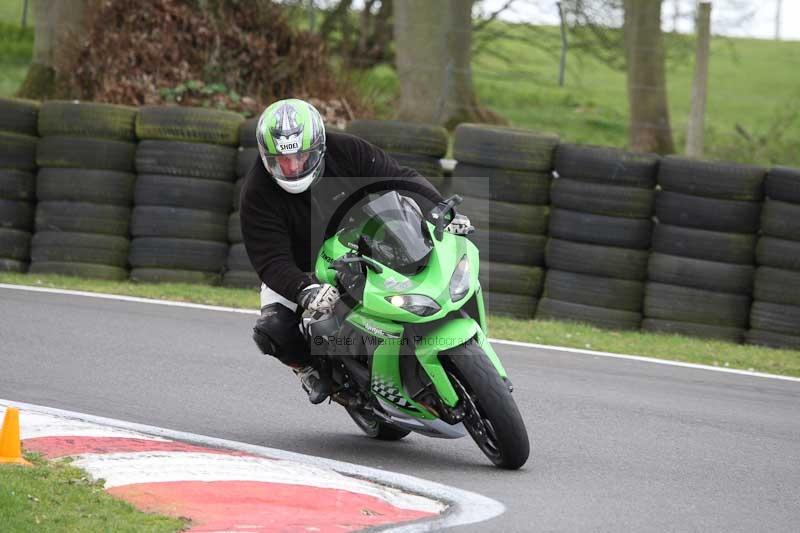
<box><xmin>359</xmin><ymin>191</ymin><xmax>433</xmax><ymax>273</ymax></box>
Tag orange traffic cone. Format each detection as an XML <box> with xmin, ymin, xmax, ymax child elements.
<box><xmin>0</xmin><ymin>407</ymin><xmax>32</xmax><ymax>466</ymax></box>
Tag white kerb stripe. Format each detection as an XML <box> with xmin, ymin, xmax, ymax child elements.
<box><xmin>71</xmin><ymin>451</ymin><xmax>445</xmax><ymax>514</ymax></box>
<box><xmin>15</xmin><ymin>411</ymin><xmax>168</xmax><ymax>441</ymax></box>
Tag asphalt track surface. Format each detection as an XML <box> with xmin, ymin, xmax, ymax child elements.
<box><xmin>2</xmin><ymin>287</ymin><xmax>799</xmax><ymax>532</ymax></box>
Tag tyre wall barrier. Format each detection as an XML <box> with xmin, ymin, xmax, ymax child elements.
<box><xmin>538</xmin><ymin>144</ymin><xmax>658</xmax><ymax>330</ymax></box>
<box><xmin>31</xmin><ymin>101</ymin><xmax>138</xmax><ymax>280</ymax></box>
<box><xmin>3</xmin><ymin>99</ymin><xmax>800</xmax><ymax>350</ymax></box>
<box><xmin>642</xmin><ymin>156</ymin><xmax>767</xmax><ymax>342</ymax></box>
<box><xmin>223</xmin><ymin>116</ymin><xmax>261</xmax><ymax>289</ymax></box>
<box><xmin>130</xmin><ymin>105</ymin><xmax>240</xmax><ymax>285</ymax></box>
<box><xmin>346</xmin><ymin>119</ymin><xmax>449</xmax><ymax>180</ymax></box>
<box><xmin>745</xmin><ymin>167</ymin><xmax>800</xmax><ymax>349</ymax></box>
<box><xmin>445</xmin><ymin>123</ymin><xmax>559</xmax><ymax>318</ymax></box>
<box><xmin>0</xmin><ymin>97</ymin><xmax>39</xmax><ymax>272</ymax></box>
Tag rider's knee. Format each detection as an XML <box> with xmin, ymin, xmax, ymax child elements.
<box><xmin>252</xmin><ymin>304</ymin><xmax>309</xmax><ymax>366</ymax></box>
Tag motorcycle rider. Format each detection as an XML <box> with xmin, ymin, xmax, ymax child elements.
<box><xmin>240</xmin><ymin>98</ymin><xmax>472</xmax><ymax>404</ymax></box>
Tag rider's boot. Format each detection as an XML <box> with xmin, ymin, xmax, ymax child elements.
<box><xmin>293</xmin><ymin>364</ymin><xmax>332</xmax><ymax>404</ymax></box>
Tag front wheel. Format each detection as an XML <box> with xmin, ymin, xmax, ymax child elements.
<box><xmin>444</xmin><ymin>342</ymin><xmax>530</xmax><ymax>469</ymax></box>
<box><xmin>346</xmin><ymin>406</ymin><xmax>411</xmax><ymax>441</ymax></box>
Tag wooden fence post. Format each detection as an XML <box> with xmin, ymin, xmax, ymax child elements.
<box><xmin>686</xmin><ymin>1</ymin><xmax>712</xmax><ymax>158</ymax></box>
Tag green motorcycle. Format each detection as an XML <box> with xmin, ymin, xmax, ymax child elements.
<box><xmin>304</xmin><ymin>189</ymin><xmax>529</xmax><ymax>469</ymax></box>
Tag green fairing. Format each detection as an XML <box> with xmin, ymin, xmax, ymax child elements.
<box><xmin>315</xmin><ymin>222</ymin><xmax>500</xmax><ymax>415</ymax></box>
<box><xmin>359</xmin><ymin>224</ymin><xmax>479</xmax><ymax>322</ymax></box>
<box><xmin>475</xmin><ymin>286</ymin><xmax>489</xmax><ymax>334</ymax></box>
<box><xmin>414</xmin><ymin>318</ymin><xmax>479</xmax><ymax>406</ymax></box>
<box><xmin>475</xmin><ymin>325</ymin><xmax>507</xmax><ymax>378</ymax></box>
<box><xmin>371</xmin><ymin>340</ymin><xmax>436</xmax><ymax>420</ymax></box>
<box><xmin>348</xmin><ymin>313</ymin><xmax>403</xmax><ymax>339</ymax></box>
<box><xmin>315</xmin><ymin>236</ymin><xmax>351</xmax><ymax>285</ymax></box>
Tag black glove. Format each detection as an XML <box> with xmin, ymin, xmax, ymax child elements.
<box><xmin>297</xmin><ymin>283</ymin><xmax>340</xmax><ymax>313</ymax></box>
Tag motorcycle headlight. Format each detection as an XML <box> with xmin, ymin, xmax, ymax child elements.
<box><xmin>449</xmin><ymin>255</ymin><xmax>470</xmax><ymax>302</ymax></box>
<box><xmin>386</xmin><ymin>294</ymin><xmax>441</xmax><ymax>317</ymax></box>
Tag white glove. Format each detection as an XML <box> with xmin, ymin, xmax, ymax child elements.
<box><xmin>445</xmin><ymin>213</ymin><xmax>474</xmax><ymax>235</ymax></box>
<box><xmin>297</xmin><ymin>283</ymin><xmax>340</xmax><ymax>313</ymax></box>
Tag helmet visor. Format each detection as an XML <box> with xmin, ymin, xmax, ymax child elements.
<box><xmin>264</xmin><ymin>148</ymin><xmax>323</xmax><ymax>181</ymax></box>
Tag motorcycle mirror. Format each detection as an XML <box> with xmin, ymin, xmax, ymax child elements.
<box><xmin>431</xmin><ymin>194</ymin><xmax>463</xmax><ymax>241</ymax></box>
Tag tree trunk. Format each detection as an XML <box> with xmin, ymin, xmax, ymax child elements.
<box><xmin>394</xmin><ymin>0</ymin><xmax>497</xmax><ymax>127</ymax></box>
<box><xmin>441</xmin><ymin>0</ymin><xmax>482</xmax><ymax>127</ymax></box>
<box><xmin>394</xmin><ymin>0</ymin><xmax>448</xmax><ymax>123</ymax></box>
<box><xmin>16</xmin><ymin>0</ymin><xmax>95</xmax><ymax>99</ymax></box>
<box><xmin>623</xmin><ymin>0</ymin><xmax>675</xmax><ymax>154</ymax></box>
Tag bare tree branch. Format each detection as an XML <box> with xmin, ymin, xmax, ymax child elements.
<box><xmin>473</xmin><ymin>0</ymin><xmax>516</xmax><ymax>33</ymax></box>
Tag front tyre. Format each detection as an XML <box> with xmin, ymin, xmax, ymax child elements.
<box><xmin>444</xmin><ymin>343</ymin><xmax>530</xmax><ymax>469</ymax></box>
<box><xmin>346</xmin><ymin>406</ymin><xmax>411</xmax><ymax>441</ymax></box>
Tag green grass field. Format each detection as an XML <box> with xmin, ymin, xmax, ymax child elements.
<box><xmin>0</xmin><ymin>453</ymin><xmax>185</xmax><ymax>532</ymax></box>
<box><xmin>0</xmin><ymin>0</ymin><xmax>25</xmax><ymax>26</ymax></box>
<box><xmin>0</xmin><ymin>22</ymin><xmax>31</xmax><ymax>97</ymax></box>
<box><xmin>1</xmin><ymin>1</ymin><xmax>798</xmax><ymax>165</ymax></box>
<box><xmin>291</xmin><ymin>19</ymin><xmax>800</xmax><ymax>166</ymax></box>
<box><xmin>471</xmin><ymin>24</ymin><xmax>800</xmax><ymax>166</ymax></box>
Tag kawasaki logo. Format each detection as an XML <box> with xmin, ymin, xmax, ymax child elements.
<box><xmin>385</xmin><ymin>277</ymin><xmax>412</xmax><ymax>291</ymax></box>
<box><xmin>364</xmin><ymin>321</ymin><xmax>401</xmax><ymax>339</ymax></box>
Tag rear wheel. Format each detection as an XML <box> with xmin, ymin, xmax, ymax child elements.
<box><xmin>346</xmin><ymin>406</ymin><xmax>411</xmax><ymax>441</ymax></box>
<box><xmin>444</xmin><ymin>343</ymin><xmax>529</xmax><ymax>469</ymax></box>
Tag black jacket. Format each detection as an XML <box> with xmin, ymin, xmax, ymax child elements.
<box><xmin>240</xmin><ymin>131</ymin><xmax>443</xmax><ymax>302</ymax></box>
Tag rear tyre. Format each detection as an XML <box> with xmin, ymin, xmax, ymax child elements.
<box><xmin>345</xmin><ymin>406</ymin><xmax>411</xmax><ymax>441</ymax></box>
<box><xmin>443</xmin><ymin>342</ymin><xmax>529</xmax><ymax>469</ymax></box>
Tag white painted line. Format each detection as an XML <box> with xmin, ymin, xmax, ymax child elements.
<box><xmin>3</xmin><ymin>282</ymin><xmax>797</xmax><ymax>383</ymax></box>
<box><xmin>1</xmin><ymin>399</ymin><xmax>505</xmax><ymax>532</ymax></box>
<box><xmin>489</xmin><ymin>337</ymin><xmax>800</xmax><ymax>383</ymax></box>
<box><xmin>0</xmin><ymin>283</ymin><xmax>259</xmax><ymax>315</ymax></box>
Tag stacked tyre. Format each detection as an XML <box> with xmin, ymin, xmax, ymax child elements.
<box><xmin>643</xmin><ymin>156</ymin><xmax>766</xmax><ymax>341</ymax></box>
<box><xmin>345</xmin><ymin>119</ymin><xmax>448</xmax><ymax>188</ymax></box>
<box><xmin>537</xmin><ymin>144</ymin><xmax>658</xmax><ymax>330</ymax></box>
<box><xmin>130</xmin><ymin>106</ymin><xmax>241</xmax><ymax>284</ymax></box>
<box><xmin>32</xmin><ymin>101</ymin><xmax>137</xmax><ymax>280</ymax></box>
<box><xmin>451</xmin><ymin>124</ymin><xmax>559</xmax><ymax>318</ymax></box>
<box><xmin>746</xmin><ymin>167</ymin><xmax>800</xmax><ymax>349</ymax></box>
<box><xmin>0</xmin><ymin>98</ymin><xmax>39</xmax><ymax>272</ymax></box>
<box><xmin>223</xmin><ymin>117</ymin><xmax>260</xmax><ymax>289</ymax></box>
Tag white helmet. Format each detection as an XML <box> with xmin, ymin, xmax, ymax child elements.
<box><xmin>255</xmin><ymin>98</ymin><xmax>326</xmax><ymax>194</ymax></box>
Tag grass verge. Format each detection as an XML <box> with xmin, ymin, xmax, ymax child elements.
<box><xmin>0</xmin><ymin>21</ymin><xmax>32</xmax><ymax>97</ymax></box>
<box><xmin>490</xmin><ymin>317</ymin><xmax>800</xmax><ymax>377</ymax></box>
<box><xmin>0</xmin><ymin>452</ymin><xmax>186</xmax><ymax>532</ymax></box>
<box><xmin>2</xmin><ymin>272</ymin><xmax>798</xmax><ymax>377</ymax></box>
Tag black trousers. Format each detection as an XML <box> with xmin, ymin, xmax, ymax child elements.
<box><xmin>252</xmin><ymin>304</ymin><xmax>311</xmax><ymax>367</ymax></box>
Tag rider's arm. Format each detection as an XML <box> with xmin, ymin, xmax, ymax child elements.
<box><xmin>347</xmin><ymin>134</ymin><xmax>444</xmax><ymax>202</ymax></box>
<box><xmin>240</xmin><ymin>174</ymin><xmax>316</xmax><ymax>302</ymax></box>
